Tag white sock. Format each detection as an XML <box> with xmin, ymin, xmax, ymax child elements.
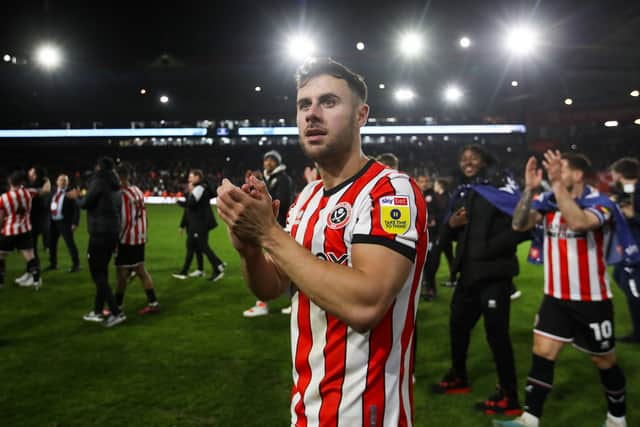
<box><xmin>606</xmin><ymin>413</ymin><xmax>626</xmax><ymax>425</ymax></box>
<box><xmin>519</xmin><ymin>412</ymin><xmax>539</xmax><ymax>427</ymax></box>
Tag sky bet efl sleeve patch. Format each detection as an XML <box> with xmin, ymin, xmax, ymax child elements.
<box><xmin>379</xmin><ymin>195</ymin><xmax>411</xmax><ymax>235</ymax></box>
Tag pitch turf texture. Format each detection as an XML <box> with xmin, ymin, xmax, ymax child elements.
<box><xmin>0</xmin><ymin>205</ymin><xmax>637</xmax><ymax>427</ymax></box>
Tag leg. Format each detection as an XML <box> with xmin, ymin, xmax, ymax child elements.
<box><xmin>48</xmin><ymin>222</ymin><xmax>61</xmax><ymax>268</ymax></box>
<box><xmin>60</xmin><ymin>224</ymin><xmax>80</xmax><ymax>268</ymax></box>
<box><xmin>199</xmin><ymin>231</ymin><xmax>223</xmax><ymax>271</ymax></box>
<box><xmin>115</xmin><ymin>267</ymin><xmax>129</xmax><ymax>307</ymax></box>
<box><xmin>88</xmin><ymin>234</ymin><xmax>120</xmax><ymax>315</ymax></box>
<box><xmin>0</xmin><ymin>252</ymin><xmax>6</xmax><ymax>286</ymax></box>
<box><xmin>613</xmin><ymin>265</ymin><xmax>640</xmax><ymax>340</ymax></box>
<box><xmin>195</xmin><ymin>250</ymin><xmax>203</xmax><ymax>271</ymax></box>
<box><xmin>135</xmin><ymin>264</ymin><xmax>158</xmax><ymax>304</ymax></box>
<box><xmin>591</xmin><ymin>352</ymin><xmax>626</xmax><ymax>421</ymax></box>
<box><xmin>450</xmin><ymin>284</ymin><xmax>482</xmax><ymax>380</ymax></box>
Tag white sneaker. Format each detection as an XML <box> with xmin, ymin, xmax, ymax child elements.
<box><xmin>493</xmin><ymin>412</ymin><xmax>539</xmax><ymax>427</ymax></box>
<box><xmin>103</xmin><ymin>313</ymin><xmax>127</xmax><ymax>328</ymax></box>
<box><xmin>280</xmin><ymin>305</ymin><xmax>292</xmax><ymax>314</ymax></box>
<box><xmin>172</xmin><ymin>273</ymin><xmax>188</xmax><ymax>280</ymax></box>
<box><xmin>243</xmin><ymin>301</ymin><xmax>268</xmax><ymax>318</ymax></box>
<box><xmin>83</xmin><ymin>311</ymin><xmax>104</xmax><ymax>322</ymax></box>
<box><xmin>15</xmin><ymin>272</ymin><xmax>30</xmax><ymax>285</ymax></box>
<box><xmin>188</xmin><ymin>269</ymin><xmax>204</xmax><ymax>277</ymax></box>
<box><xmin>19</xmin><ymin>275</ymin><xmax>42</xmax><ymax>289</ymax></box>
<box><xmin>510</xmin><ymin>290</ymin><xmax>522</xmax><ymax>300</ymax></box>
<box><xmin>603</xmin><ymin>413</ymin><xmax>627</xmax><ymax>427</ymax></box>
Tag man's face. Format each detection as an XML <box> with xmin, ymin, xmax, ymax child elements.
<box><xmin>459</xmin><ymin>149</ymin><xmax>485</xmax><ymax>178</ymax></box>
<box><xmin>263</xmin><ymin>157</ymin><xmax>278</xmax><ymax>174</ymax></box>
<box><xmin>296</xmin><ymin>74</ymin><xmax>367</xmax><ymax>162</ymax></box>
<box><xmin>560</xmin><ymin>159</ymin><xmax>581</xmax><ymax>191</ymax></box>
<box><xmin>28</xmin><ymin>168</ymin><xmax>37</xmax><ymax>182</ymax></box>
<box><xmin>188</xmin><ymin>173</ymin><xmax>200</xmax><ymax>185</ymax></box>
<box><xmin>416</xmin><ymin>175</ymin><xmax>431</xmax><ymax>192</ymax></box>
<box><xmin>57</xmin><ymin>175</ymin><xmax>68</xmax><ymax>189</ymax></box>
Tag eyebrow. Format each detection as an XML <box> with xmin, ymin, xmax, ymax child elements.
<box><xmin>297</xmin><ymin>92</ymin><xmax>341</xmax><ymax>108</ymax></box>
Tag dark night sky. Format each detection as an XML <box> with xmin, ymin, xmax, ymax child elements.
<box><xmin>1</xmin><ymin>0</ymin><xmax>639</xmax><ymax>124</ymax></box>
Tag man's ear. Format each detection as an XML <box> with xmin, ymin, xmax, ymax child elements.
<box><xmin>356</xmin><ymin>103</ymin><xmax>369</xmax><ymax>128</ymax></box>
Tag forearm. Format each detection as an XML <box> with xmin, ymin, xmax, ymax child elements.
<box><xmin>262</xmin><ymin>226</ymin><xmax>396</xmax><ymax>332</ymax></box>
<box><xmin>552</xmin><ymin>182</ymin><xmax>593</xmax><ymax>230</ymax></box>
<box><xmin>239</xmin><ymin>246</ymin><xmax>289</xmax><ymax>301</ymax></box>
<box><xmin>512</xmin><ymin>187</ymin><xmax>535</xmax><ymax>230</ymax></box>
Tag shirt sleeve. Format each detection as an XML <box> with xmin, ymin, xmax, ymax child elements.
<box><xmin>351</xmin><ymin>173</ymin><xmax>426</xmax><ymax>262</ymax></box>
<box><xmin>585</xmin><ymin>204</ymin><xmax>612</xmax><ymax>225</ymax></box>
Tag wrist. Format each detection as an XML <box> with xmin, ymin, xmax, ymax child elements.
<box><xmin>261</xmin><ymin>221</ymin><xmax>285</xmax><ymax>253</ymax></box>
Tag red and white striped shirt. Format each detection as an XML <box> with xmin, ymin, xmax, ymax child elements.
<box><xmin>0</xmin><ymin>188</ymin><xmax>38</xmax><ymax>236</ymax></box>
<box><xmin>120</xmin><ymin>185</ymin><xmax>147</xmax><ymax>245</ymax></box>
<box><xmin>541</xmin><ymin>202</ymin><xmax>613</xmax><ymax>302</ymax></box>
<box><xmin>285</xmin><ymin>160</ymin><xmax>428</xmax><ymax>427</ymax></box>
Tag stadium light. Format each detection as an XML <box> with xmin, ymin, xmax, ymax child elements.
<box><xmin>356</xmin><ymin>42</ymin><xmax>365</xmax><ymax>51</ymax></box>
<box><xmin>504</xmin><ymin>25</ymin><xmax>539</xmax><ymax>56</ymax></box>
<box><xmin>286</xmin><ymin>34</ymin><xmax>315</xmax><ymax>62</ymax></box>
<box><xmin>443</xmin><ymin>85</ymin><xmax>463</xmax><ymax>104</ymax></box>
<box><xmin>604</xmin><ymin>120</ymin><xmax>618</xmax><ymax>128</ymax></box>
<box><xmin>160</xmin><ymin>95</ymin><xmax>169</xmax><ymax>104</ymax></box>
<box><xmin>378</xmin><ymin>83</ymin><xmax>385</xmax><ymax>89</ymax></box>
<box><xmin>35</xmin><ymin>44</ymin><xmax>62</xmax><ymax>70</ymax></box>
<box><xmin>634</xmin><ymin>118</ymin><xmax>640</xmax><ymax>125</ymax></box>
<box><xmin>459</xmin><ymin>37</ymin><xmax>471</xmax><ymax>48</ymax></box>
<box><xmin>254</xmin><ymin>86</ymin><xmax>262</xmax><ymax>92</ymax></box>
<box><xmin>398</xmin><ymin>32</ymin><xmax>424</xmax><ymax>58</ymax></box>
<box><xmin>394</xmin><ymin>88</ymin><xmax>415</xmax><ymax>102</ymax></box>
<box><xmin>140</xmin><ymin>88</ymin><xmax>147</xmax><ymax>95</ymax></box>
<box><xmin>564</xmin><ymin>98</ymin><xmax>573</xmax><ymax>105</ymax></box>
<box><xmin>3</xmin><ymin>54</ymin><xmax>11</xmax><ymax>63</ymax></box>
<box><xmin>631</xmin><ymin>90</ymin><xmax>640</xmax><ymax>97</ymax></box>
<box><xmin>511</xmin><ymin>80</ymin><xmax>519</xmax><ymax>87</ymax></box>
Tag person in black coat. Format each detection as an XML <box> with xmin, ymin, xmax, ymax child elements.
<box><xmin>172</xmin><ymin>169</ymin><xmax>225</xmax><ymax>281</ymax></box>
<box><xmin>67</xmin><ymin>157</ymin><xmax>125</xmax><ymax>327</ymax></box>
<box><xmin>27</xmin><ymin>167</ymin><xmax>51</xmax><ymax>261</ymax></box>
<box><xmin>431</xmin><ymin>144</ymin><xmax>528</xmax><ymax>416</ymax></box>
<box><xmin>45</xmin><ymin>174</ymin><xmax>80</xmax><ymax>273</ymax></box>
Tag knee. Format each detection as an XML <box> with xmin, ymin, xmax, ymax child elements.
<box><xmin>591</xmin><ymin>353</ymin><xmax>616</xmax><ymax>369</ymax></box>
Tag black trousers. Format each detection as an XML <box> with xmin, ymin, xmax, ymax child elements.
<box><xmin>88</xmin><ymin>233</ymin><xmax>119</xmax><ymax>315</ymax></box>
<box><xmin>423</xmin><ymin>233</ymin><xmax>454</xmax><ymax>291</ymax></box>
<box><xmin>181</xmin><ymin>229</ymin><xmax>223</xmax><ymax>273</ymax></box>
<box><xmin>49</xmin><ymin>220</ymin><xmax>80</xmax><ymax>268</ymax></box>
<box><xmin>614</xmin><ymin>264</ymin><xmax>640</xmax><ymax>338</ymax></box>
<box><xmin>31</xmin><ymin>218</ymin><xmax>49</xmax><ymax>262</ymax></box>
<box><xmin>450</xmin><ymin>278</ymin><xmax>518</xmax><ymax>395</ymax></box>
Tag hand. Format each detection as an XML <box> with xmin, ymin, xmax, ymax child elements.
<box><xmin>188</xmin><ymin>182</ymin><xmax>194</xmax><ymax>192</ymax></box>
<box><xmin>217</xmin><ymin>176</ymin><xmax>278</xmax><ymax>249</ymax></box>
<box><xmin>621</xmin><ymin>203</ymin><xmax>634</xmax><ymax>219</ymax></box>
<box><xmin>448</xmin><ymin>207</ymin><xmax>468</xmax><ymax>228</ymax></box>
<box><xmin>524</xmin><ymin>156</ymin><xmax>543</xmax><ymax>190</ymax></box>
<box><xmin>542</xmin><ymin>150</ymin><xmax>563</xmax><ymax>184</ymax></box>
<box><xmin>304</xmin><ymin>166</ymin><xmax>318</xmax><ymax>184</ymax></box>
<box><xmin>240</xmin><ymin>181</ymin><xmax>281</xmax><ymax>218</ymax></box>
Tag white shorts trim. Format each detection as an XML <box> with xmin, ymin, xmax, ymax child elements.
<box><xmin>116</xmin><ymin>262</ymin><xmax>144</xmax><ymax>268</ymax></box>
<box><xmin>533</xmin><ymin>329</ymin><xmax>573</xmax><ymax>343</ymax></box>
<box><xmin>571</xmin><ymin>342</ymin><xmax>616</xmax><ymax>356</ymax></box>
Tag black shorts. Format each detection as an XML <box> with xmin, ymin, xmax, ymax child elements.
<box><xmin>534</xmin><ymin>295</ymin><xmax>616</xmax><ymax>355</ymax></box>
<box><xmin>115</xmin><ymin>244</ymin><xmax>145</xmax><ymax>267</ymax></box>
<box><xmin>0</xmin><ymin>232</ymin><xmax>34</xmax><ymax>253</ymax></box>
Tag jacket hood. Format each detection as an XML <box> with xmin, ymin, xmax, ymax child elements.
<box><xmin>264</xmin><ymin>164</ymin><xmax>287</xmax><ymax>179</ymax></box>
<box><xmin>96</xmin><ymin>169</ymin><xmax>121</xmax><ymax>191</ymax></box>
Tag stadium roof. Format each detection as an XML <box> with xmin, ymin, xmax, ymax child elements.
<box><xmin>1</xmin><ymin>0</ymin><xmax>639</xmax><ymax>125</ymax></box>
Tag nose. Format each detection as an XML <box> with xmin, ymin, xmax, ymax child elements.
<box><xmin>304</xmin><ymin>101</ymin><xmax>322</xmax><ymax>123</ymax></box>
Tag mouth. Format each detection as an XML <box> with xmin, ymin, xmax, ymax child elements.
<box><xmin>304</xmin><ymin>128</ymin><xmax>327</xmax><ymax>143</ymax></box>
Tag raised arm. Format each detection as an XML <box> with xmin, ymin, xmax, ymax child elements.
<box><xmin>512</xmin><ymin>156</ymin><xmax>543</xmax><ymax>231</ymax></box>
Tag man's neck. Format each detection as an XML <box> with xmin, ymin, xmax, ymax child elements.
<box><xmin>318</xmin><ymin>150</ymin><xmax>369</xmax><ymax>191</ymax></box>
<box><xmin>569</xmin><ymin>182</ymin><xmax>585</xmax><ymax>199</ymax></box>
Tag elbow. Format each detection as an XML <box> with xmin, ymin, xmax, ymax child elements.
<box><xmin>348</xmin><ymin>304</ymin><xmax>389</xmax><ymax>334</ymax></box>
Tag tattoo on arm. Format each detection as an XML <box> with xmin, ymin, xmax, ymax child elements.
<box><xmin>512</xmin><ymin>188</ymin><xmax>534</xmax><ymax>229</ymax></box>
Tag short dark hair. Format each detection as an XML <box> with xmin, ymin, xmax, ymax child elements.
<box><xmin>562</xmin><ymin>152</ymin><xmax>595</xmax><ymax>180</ymax></box>
<box><xmin>459</xmin><ymin>144</ymin><xmax>496</xmax><ymax>167</ymax></box>
<box><xmin>295</xmin><ymin>57</ymin><xmax>368</xmax><ymax>104</ymax></box>
<box><xmin>376</xmin><ymin>153</ymin><xmax>399</xmax><ymax>169</ymax></box>
<box><xmin>117</xmin><ymin>163</ymin><xmax>133</xmax><ymax>180</ymax></box>
<box><xmin>610</xmin><ymin>157</ymin><xmax>640</xmax><ymax>180</ymax></box>
<box><xmin>9</xmin><ymin>170</ymin><xmax>26</xmax><ymax>187</ymax></box>
<box><xmin>97</xmin><ymin>156</ymin><xmax>115</xmax><ymax>171</ymax></box>
<box><xmin>189</xmin><ymin>169</ymin><xmax>204</xmax><ymax>180</ymax></box>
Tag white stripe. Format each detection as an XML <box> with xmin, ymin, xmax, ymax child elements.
<box><xmin>587</xmin><ymin>231</ymin><xmax>602</xmax><ymax>301</ymax></box>
<box><xmin>567</xmin><ymin>237</ymin><xmax>581</xmax><ymax>300</ymax></box>
<box><xmin>543</xmin><ymin>216</ymin><xmax>550</xmax><ymax>295</ymax></box>
<box><xmin>1</xmin><ymin>194</ymin><xmax>9</xmax><ymax>235</ymax></box>
<box><xmin>290</xmin><ymin>291</ymin><xmax>300</xmax><ymax>426</ymax></box>
<box><xmin>533</xmin><ymin>329</ymin><xmax>573</xmax><ymax>342</ymax></box>
<box><xmin>337</xmin><ymin>329</ymin><xmax>369</xmax><ymax>426</ymax></box>
<box><xmin>602</xmin><ymin>227</ymin><xmax>612</xmax><ymax>299</ymax></box>
<box><xmin>551</xmin><ymin>214</ymin><xmax>562</xmax><ymax>298</ymax></box>
<box><xmin>293</xmin><ymin>187</ymin><xmax>324</xmax><ymax>245</ymax></box>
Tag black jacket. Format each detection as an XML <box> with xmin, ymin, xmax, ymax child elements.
<box><xmin>265</xmin><ymin>165</ymin><xmax>293</xmax><ymax>227</ymax></box>
<box><xmin>77</xmin><ymin>170</ymin><xmax>121</xmax><ymax>236</ymax></box>
<box><xmin>50</xmin><ymin>190</ymin><xmax>80</xmax><ymax>227</ymax></box>
<box><xmin>179</xmin><ymin>183</ymin><xmax>217</xmax><ymax>232</ymax></box>
<box><xmin>445</xmin><ymin>177</ymin><xmax>529</xmax><ymax>285</ymax></box>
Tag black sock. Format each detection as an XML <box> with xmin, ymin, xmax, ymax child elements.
<box><xmin>145</xmin><ymin>288</ymin><xmax>157</xmax><ymax>303</ymax></box>
<box><xmin>27</xmin><ymin>258</ymin><xmax>40</xmax><ymax>282</ymax></box>
<box><xmin>524</xmin><ymin>354</ymin><xmax>554</xmax><ymax>418</ymax></box>
<box><xmin>115</xmin><ymin>292</ymin><xmax>125</xmax><ymax>307</ymax></box>
<box><xmin>600</xmin><ymin>364</ymin><xmax>626</xmax><ymax>417</ymax></box>
<box><xmin>0</xmin><ymin>259</ymin><xmax>5</xmax><ymax>284</ymax></box>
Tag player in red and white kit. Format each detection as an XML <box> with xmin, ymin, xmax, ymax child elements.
<box><xmin>0</xmin><ymin>171</ymin><xmax>43</xmax><ymax>289</ymax></box>
<box><xmin>114</xmin><ymin>164</ymin><xmax>159</xmax><ymax>315</ymax></box>
<box><xmin>216</xmin><ymin>58</ymin><xmax>428</xmax><ymax>426</ymax></box>
<box><xmin>497</xmin><ymin>151</ymin><xmax>628</xmax><ymax>427</ymax></box>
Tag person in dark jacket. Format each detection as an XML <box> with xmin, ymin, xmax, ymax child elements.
<box><xmin>67</xmin><ymin>157</ymin><xmax>125</xmax><ymax>327</ymax></box>
<box><xmin>431</xmin><ymin>144</ymin><xmax>528</xmax><ymax>416</ymax></box>
<box><xmin>45</xmin><ymin>174</ymin><xmax>80</xmax><ymax>273</ymax></box>
<box><xmin>172</xmin><ymin>169</ymin><xmax>225</xmax><ymax>282</ymax></box>
<box><xmin>242</xmin><ymin>150</ymin><xmax>293</xmax><ymax>317</ymax></box>
<box><xmin>27</xmin><ymin>167</ymin><xmax>51</xmax><ymax>261</ymax></box>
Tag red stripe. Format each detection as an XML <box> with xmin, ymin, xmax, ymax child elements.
<box><xmin>558</xmin><ymin>237</ymin><xmax>570</xmax><ymax>300</ymax></box>
<box><xmin>6</xmin><ymin>192</ymin><xmax>16</xmax><ymax>235</ymax></box>
<box><xmin>577</xmin><ymin>238</ymin><xmax>592</xmax><ymax>301</ymax></box>
<box><xmin>594</xmin><ymin>229</ymin><xmax>609</xmax><ymax>300</ymax></box>
<box><xmin>363</xmin><ymin>308</ymin><xmax>393</xmax><ymax>426</ymax></box>
<box><xmin>290</xmin><ymin>182</ymin><xmax>323</xmax><ymax>240</ymax></box>
<box><xmin>293</xmin><ymin>192</ymin><xmax>329</xmax><ymax>426</ymax></box>
<box><xmin>122</xmin><ymin>189</ymin><xmax>132</xmax><ymax>244</ymax></box>
<box><xmin>546</xmin><ymin>214</ymin><xmax>555</xmax><ymax>297</ymax></box>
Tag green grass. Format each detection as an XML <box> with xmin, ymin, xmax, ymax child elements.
<box><xmin>0</xmin><ymin>205</ymin><xmax>637</xmax><ymax>426</ymax></box>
